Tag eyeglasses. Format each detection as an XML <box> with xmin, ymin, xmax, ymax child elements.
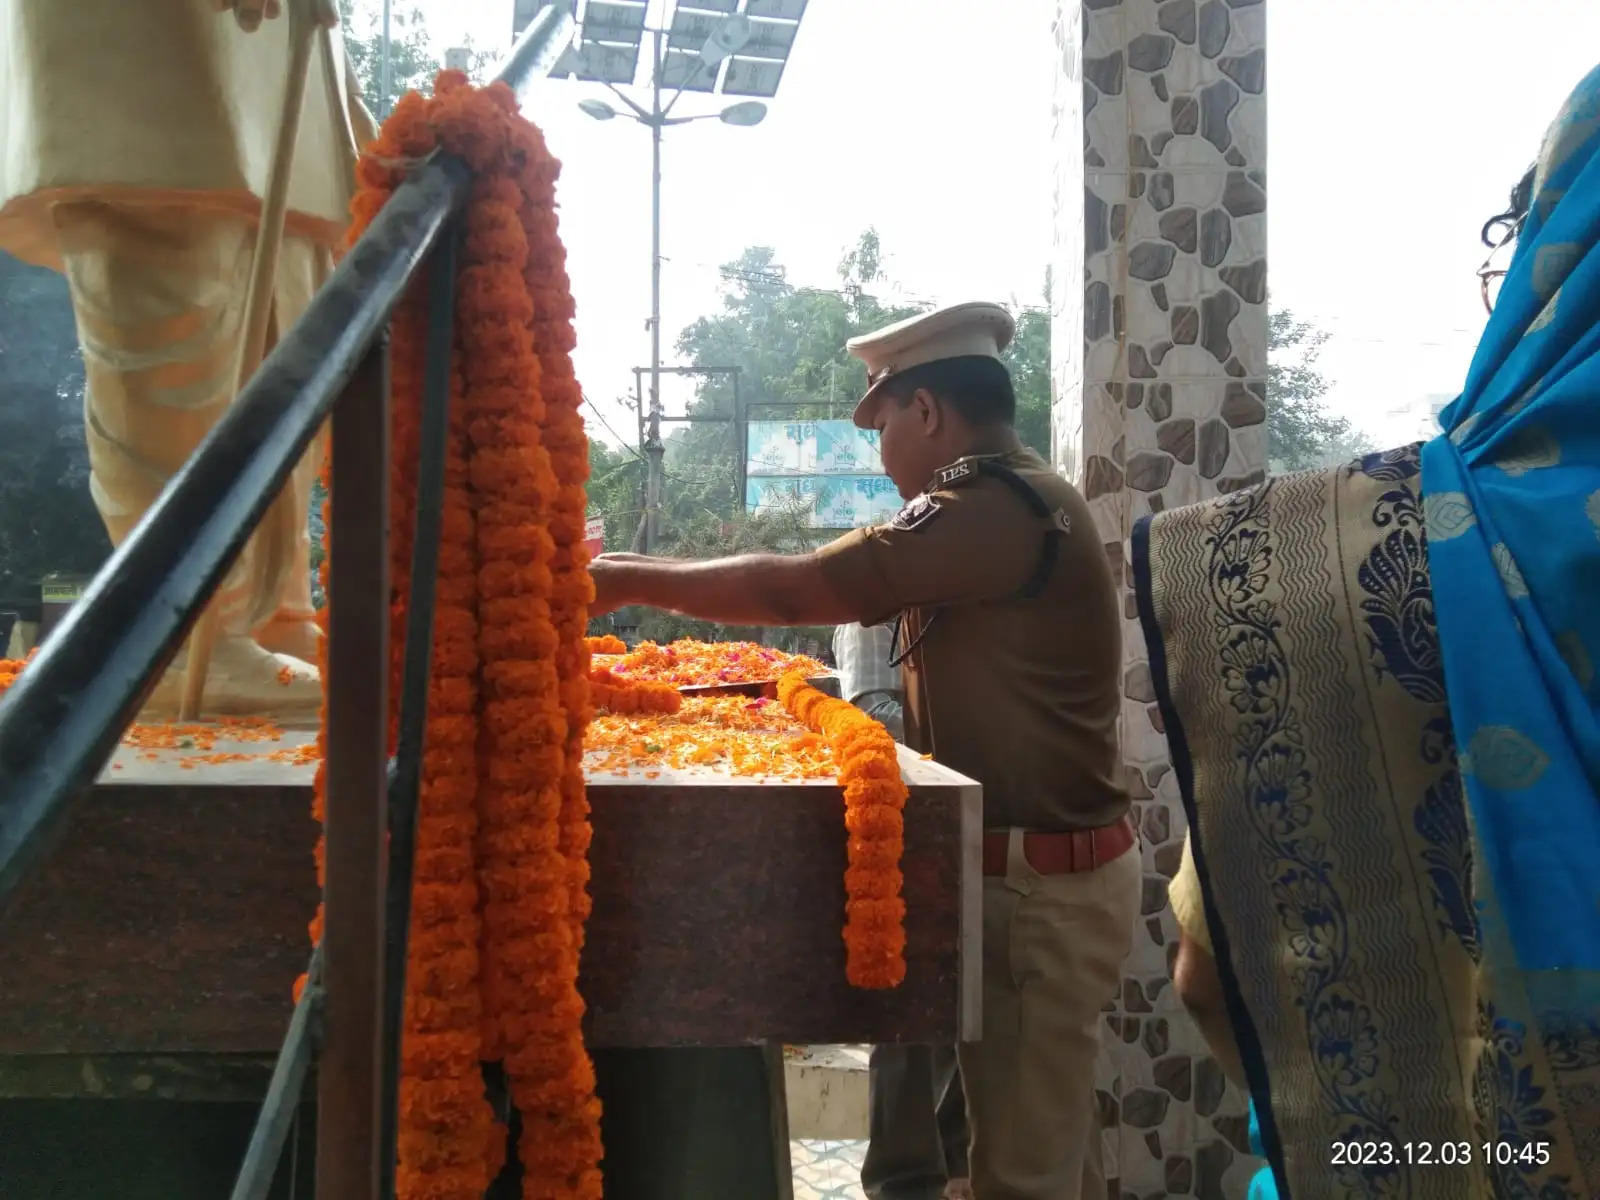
<box><xmin>1477</xmin><ymin>214</ymin><xmax>1520</xmax><ymax>315</ymax></box>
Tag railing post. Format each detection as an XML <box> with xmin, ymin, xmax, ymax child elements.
<box><xmin>317</xmin><ymin>338</ymin><xmax>391</xmax><ymax>1200</ymax></box>
<box><xmin>379</xmin><ymin>222</ymin><xmax>460</xmax><ymax>1195</ymax></box>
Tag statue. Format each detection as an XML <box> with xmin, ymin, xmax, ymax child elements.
<box><xmin>0</xmin><ymin>0</ymin><xmax>376</xmax><ymax>718</ymax></box>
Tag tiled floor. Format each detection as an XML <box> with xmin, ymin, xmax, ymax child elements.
<box><xmin>790</xmin><ymin>1140</ymin><xmax>867</xmax><ymax>1200</ymax></box>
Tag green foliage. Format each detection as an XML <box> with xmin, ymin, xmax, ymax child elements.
<box><xmin>657</xmin><ymin>230</ymin><xmax>1057</xmax><ymax>546</ymax></box>
<box><xmin>342</xmin><ymin>0</ymin><xmax>495</xmax><ymax>116</ymax></box>
<box><xmin>1267</xmin><ymin>306</ymin><xmax>1374</xmax><ymax>472</ymax></box>
<box><xmin>1004</xmin><ymin>295</ymin><xmax>1052</xmax><ymax>462</ymax></box>
<box><xmin>586</xmin><ymin>439</ymin><xmax>645</xmax><ymax>554</ymax></box>
<box><xmin>0</xmin><ymin>252</ymin><xmax>109</xmax><ymax>610</ymax></box>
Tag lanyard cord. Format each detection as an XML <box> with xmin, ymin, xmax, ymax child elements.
<box><xmin>887</xmin><ymin>608</ymin><xmax>941</xmax><ymax>669</ymax></box>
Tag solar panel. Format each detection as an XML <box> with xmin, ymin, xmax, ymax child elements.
<box><xmin>548</xmin><ymin>38</ymin><xmax>641</xmax><ymax>84</ymax></box>
<box><xmin>745</xmin><ymin>0</ymin><xmax>807</xmax><ymax>20</ymax></box>
<box><xmin>585</xmin><ymin>0</ymin><xmax>647</xmax><ymax>41</ymax></box>
<box><xmin>512</xmin><ymin>0</ymin><xmax>573</xmax><ymax>38</ymax></box>
<box><xmin>720</xmin><ymin>54</ymin><xmax>786</xmax><ymax>98</ymax></box>
<box><xmin>742</xmin><ymin>16</ymin><xmax>797</xmax><ymax>58</ymax></box>
<box><xmin>659</xmin><ymin>47</ymin><xmax>719</xmax><ymax>92</ymax></box>
<box><xmin>549</xmin><ymin>40</ymin><xmax>588</xmax><ymax>78</ymax></box>
<box><xmin>536</xmin><ymin>0</ymin><xmax>806</xmax><ymax>99</ymax></box>
<box><xmin>667</xmin><ymin>7</ymin><xmax>728</xmax><ymax>46</ymax></box>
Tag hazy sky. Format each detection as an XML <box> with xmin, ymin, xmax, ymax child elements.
<box><xmin>397</xmin><ymin>0</ymin><xmax>1600</xmax><ymax>450</ymax></box>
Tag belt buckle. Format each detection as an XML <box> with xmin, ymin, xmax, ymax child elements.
<box><xmin>1065</xmin><ymin>829</ymin><xmax>1090</xmax><ymax>872</ymax></box>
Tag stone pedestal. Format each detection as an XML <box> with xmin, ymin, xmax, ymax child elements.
<box><xmin>1051</xmin><ymin>2</ymin><xmax>1268</xmax><ymax>1196</ymax></box>
<box><xmin>0</xmin><ymin>740</ymin><xmax>979</xmax><ymax>1197</ymax></box>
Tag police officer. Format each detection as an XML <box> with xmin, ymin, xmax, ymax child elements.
<box><xmin>590</xmin><ymin>301</ymin><xmax>1139</xmax><ymax>1200</ymax></box>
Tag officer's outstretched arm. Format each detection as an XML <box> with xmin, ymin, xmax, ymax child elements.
<box><xmin>588</xmin><ymin>550</ymin><xmax>860</xmax><ymax>627</ymax></box>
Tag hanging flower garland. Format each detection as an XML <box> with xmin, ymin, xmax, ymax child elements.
<box><xmin>308</xmin><ymin>73</ymin><xmax>600</xmax><ymax>1199</ymax></box>
<box><xmin>777</xmin><ymin>673</ymin><xmax>907</xmax><ymax>989</ymax></box>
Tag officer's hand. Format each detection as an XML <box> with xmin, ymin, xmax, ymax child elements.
<box><xmin>214</xmin><ymin>0</ymin><xmax>340</xmax><ymax>32</ymax></box>
<box><xmin>588</xmin><ymin>554</ymin><xmax>636</xmax><ymax>617</ymax></box>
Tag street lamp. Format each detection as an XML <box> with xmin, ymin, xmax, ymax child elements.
<box><xmin>717</xmin><ymin>101</ymin><xmax>768</xmax><ymax>127</ymax></box>
<box><xmin>574</xmin><ymin>12</ymin><xmax>771</xmax><ymax>552</ymax></box>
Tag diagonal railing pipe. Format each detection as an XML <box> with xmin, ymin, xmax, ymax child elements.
<box><xmin>231</xmin><ymin>946</ymin><xmax>325</xmax><ymax>1200</ymax></box>
<box><xmin>0</xmin><ymin>4</ymin><xmax>576</xmax><ymax>903</ymax></box>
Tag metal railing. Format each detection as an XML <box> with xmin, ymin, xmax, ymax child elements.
<box><xmin>0</xmin><ymin>8</ymin><xmax>576</xmax><ymax>1196</ymax></box>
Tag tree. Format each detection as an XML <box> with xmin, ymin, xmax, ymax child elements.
<box><xmin>1004</xmin><ymin>284</ymin><xmax>1052</xmax><ymax>462</ymax></box>
<box><xmin>586</xmin><ymin>439</ymin><xmax>644</xmax><ymax>555</ymax></box>
<box><xmin>0</xmin><ymin>252</ymin><xmax>109</xmax><ymax>612</ymax></box>
<box><xmin>342</xmin><ymin>0</ymin><xmax>495</xmax><ymax>116</ymax></box>
<box><xmin>1267</xmin><ymin>306</ymin><xmax>1374</xmax><ymax>472</ymax></box>
<box><xmin>662</xmin><ymin>230</ymin><xmax>1055</xmax><ymax>540</ymax></box>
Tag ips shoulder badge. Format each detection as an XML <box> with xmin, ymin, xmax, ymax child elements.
<box><xmin>890</xmin><ymin>493</ymin><xmax>943</xmax><ymax>532</ymax></box>
<box><xmin>934</xmin><ymin>459</ymin><xmax>976</xmax><ymax>489</ymax></box>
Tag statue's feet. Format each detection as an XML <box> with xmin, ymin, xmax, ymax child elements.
<box><xmin>255</xmin><ymin>616</ymin><xmax>323</xmax><ymax>664</ymax></box>
<box><xmin>139</xmin><ymin>635</ymin><xmax>322</xmax><ymax>722</ymax></box>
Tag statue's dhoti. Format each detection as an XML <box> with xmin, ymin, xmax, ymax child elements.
<box><xmin>53</xmin><ymin>202</ymin><xmax>330</xmax><ymax>703</ymax></box>
<box><xmin>0</xmin><ymin>0</ymin><xmax>375</xmax><ymax>717</ymax></box>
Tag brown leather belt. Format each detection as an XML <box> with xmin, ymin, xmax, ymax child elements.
<box><xmin>981</xmin><ymin>815</ymin><xmax>1136</xmax><ymax>876</ymax></box>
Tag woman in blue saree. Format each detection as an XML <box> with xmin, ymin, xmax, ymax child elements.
<box><xmin>1135</xmin><ymin>66</ymin><xmax>1600</xmax><ymax>1199</ymax></box>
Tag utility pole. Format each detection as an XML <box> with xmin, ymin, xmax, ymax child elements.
<box><xmin>644</xmin><ymin>27</ymin><xmax>665</xmax><ymax>552</ymax></box>
<box><xmin>570</xmin><ymin>8</ymin><xmax>784</xmax><ymax>554</ymax></box>
<box><xmin>379</xmin><ymin>0</ymin><xmax>392</xmax><ymax>116</ymax></box>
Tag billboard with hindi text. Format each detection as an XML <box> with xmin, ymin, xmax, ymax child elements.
<box><xmin>744</xmin><ymin>421</ymin><xmax>900</xmax><ymax>529</ymax></box>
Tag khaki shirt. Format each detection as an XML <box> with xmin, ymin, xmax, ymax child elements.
<box><xmin>816</xmin><ymin>447</ymin><xmax>1127</xmax><ymax>831</ymax></box>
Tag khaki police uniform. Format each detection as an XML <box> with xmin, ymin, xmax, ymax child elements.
<box><xmin>815</xmin><ymin>302</ymin><xmax>1140</xmax><ymax>1200</ymax></box>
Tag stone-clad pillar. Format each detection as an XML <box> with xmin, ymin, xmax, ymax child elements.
<box><xmin>1051</xmin><ymin>1</ymin><xmax>1268</xmax><ymax>1196</ymax></box>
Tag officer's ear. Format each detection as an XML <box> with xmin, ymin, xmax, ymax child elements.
<box><xmin>908</xmin><ymin>386</ymin><xmax>943</xmax><ymax>435</ymax></box>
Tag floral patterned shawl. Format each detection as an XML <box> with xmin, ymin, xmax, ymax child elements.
<box><xmin>1133</xmin><ymin>442</ymin><xmax>1597</xmax><ymax>1199</ymax></box>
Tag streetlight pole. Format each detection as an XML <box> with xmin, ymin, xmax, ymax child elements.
<box><xmin>380</xmin><ymin>0</ymin><xmax>392</xmax><ymax>116</ymax></box>
<box><xmin>575</xmin><ymin>20</ymin><xmax>768</xmax><ymax>554</ymax></box>
<box><xmin>645</xmin><ymin>27</ymin><xmax>665</xmax><ymax>551</ymax></box>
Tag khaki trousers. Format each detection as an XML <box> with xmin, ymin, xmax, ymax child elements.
<box><xmin>50</xmin><ymin>200</ymin><xmax>328</xmax><ymax>639</ymax></box>
<box><xmin>865</xmin><ymin>830</ymin><xmax>1140</xmax><ymax>1200</ymax></box>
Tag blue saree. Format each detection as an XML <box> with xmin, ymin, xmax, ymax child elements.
<box><xmin>1421</xmin><ymin>62</ymin><xmax>1600</xmax><ymax>1070</ymax></box>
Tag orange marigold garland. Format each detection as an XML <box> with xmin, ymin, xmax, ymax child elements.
<box><xmin>584</xmin><ymin>635</ymin><xmax>626</xmax><ymax>655</ymax></box>
<box><xmin>0</xmin><ymin>652</ymin><xmax>34</xmax><ymax>695</ymax></box>
<box><xmin>778</xmin><ymin>672</ymin><xmax>908</xmax><ymax>989</ymax></box>
<box><xmin>323</xmin><ymin>83</ymin><xmax>500</xmax><ymax>1199</ymax></box>
<box><xmin>308</xmin><ymin>72</ymin><xmax>600</xmax><ymax>1198</ymax></box>
<box><xmin>517</xmin><ymin>119</ymin><xmax>599</xmax><ymax>952</ymax></box>
<box><xmin>509</xmin><ymin>92</ymin><xmax>604</xmax><ymax>1200</ymax></box>
<box><xmin>587</xmin><ymin>666</ymin><xmax>682</xmax><ymax>716</ymax></box>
